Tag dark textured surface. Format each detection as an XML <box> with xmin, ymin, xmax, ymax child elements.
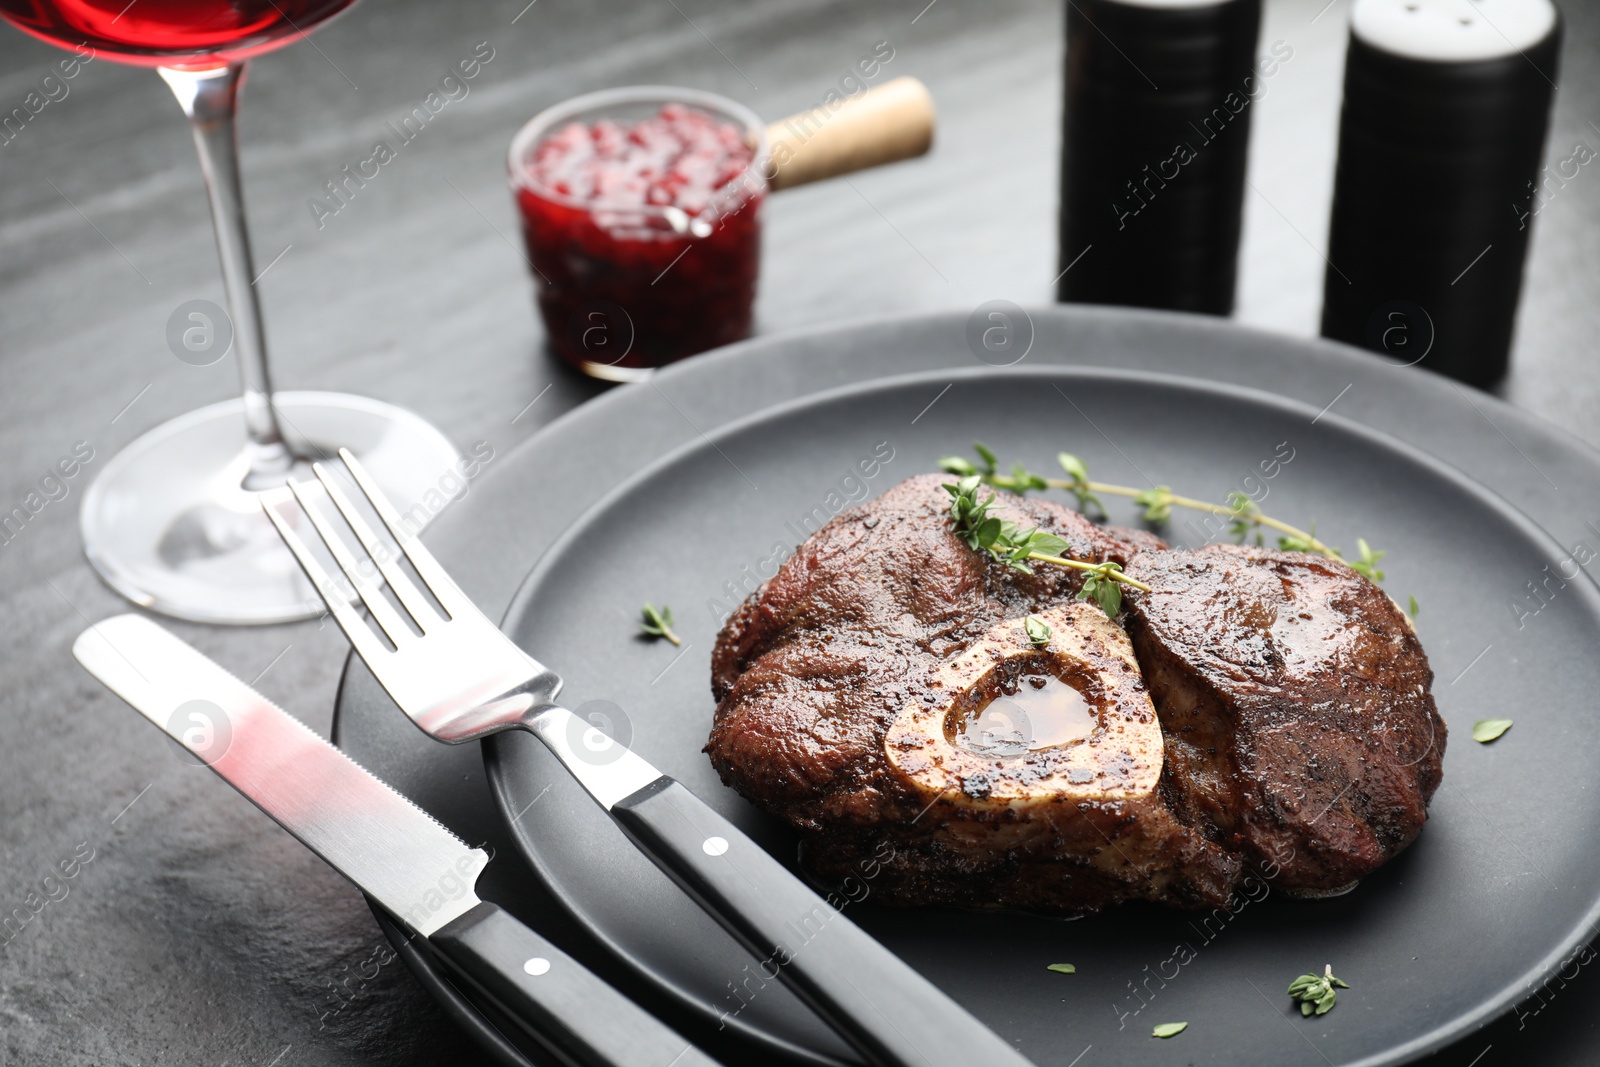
<box><xmin>4</xmin><ymin>0</ymin><xmax>1600</xmax><ymax>1065</ymax></box>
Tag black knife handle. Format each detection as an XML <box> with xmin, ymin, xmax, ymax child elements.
<box><xmin>611</xmin><ymin>778</ymin><xmax>1034</xmax><ymax>1067</ymax></box>
<box><xmin>432</xmin><ymin>901</ymin><xmax>720</xmax><ymax>1067</ymax></box>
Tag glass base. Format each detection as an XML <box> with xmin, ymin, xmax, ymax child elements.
<box><xmin>81</xmin><ymin>391</ymin><xmax>460</xmax><ymax>625</ymax></box>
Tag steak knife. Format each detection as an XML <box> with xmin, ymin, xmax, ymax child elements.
<box><xmin>73</xmin><ymin>613</ymin><xmax>719</xmax><ymax>1067</ymax></box>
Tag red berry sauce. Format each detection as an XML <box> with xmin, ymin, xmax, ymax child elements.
<box><xmin>513</xmin><ymin>103</ymin><xmax>765</xmax><ymax>377</ymax></box>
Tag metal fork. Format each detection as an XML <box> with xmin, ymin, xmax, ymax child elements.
<box><xmin>263</xmin><ymin>449</ymin><xmax>1034</xmax><ymax>1067</ymax></box>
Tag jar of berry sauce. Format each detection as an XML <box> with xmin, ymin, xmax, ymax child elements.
<box><xmin>508</xmin><ymin>87</ymin><xmax>768</xmax><ymax>381</ymax></box>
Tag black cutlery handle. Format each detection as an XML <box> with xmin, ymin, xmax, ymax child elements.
<box><xmin>611</xmin><ymin>778</ymin><xmax>1034</xmax><ymax>1067</ymax></box>
<box><xmin>433</xmin><ymin>901</ymin><xmax>720</xmax><ymax>1067</ymax></box>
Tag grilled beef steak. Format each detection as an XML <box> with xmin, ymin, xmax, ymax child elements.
<box><xmin>1123</xmin><ymin>545</ymin><xmax>1445</xmax><ymax>891</ymax></box>
<box><xmin>706</xmin><ymin>474</ymin><xmax>1445</xmax><ymax>912</ymax></box>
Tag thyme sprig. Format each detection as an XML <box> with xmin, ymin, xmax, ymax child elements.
<box><xmin>939</xmin><ymin>444</ymin><xmax>1385</xmax><ymax>582</ymax></box>
<box><xmin>943</xmin><ymin>475</ymin><xmax>1150</xmax><ymax>618</ymax></box>
<box><xmin>1287</xmin><ymin>965</ymin><xmax>1349</xmax><ymax>1016</ymax></box>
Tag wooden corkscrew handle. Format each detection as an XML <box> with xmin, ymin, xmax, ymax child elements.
<box><xmin>764</xmin><ymin>76</ymin><xmax>936</xmax><ymax>191</ymax></box>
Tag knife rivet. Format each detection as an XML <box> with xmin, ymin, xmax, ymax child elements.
<box><xmin>523</xmin><ymin>957</ymin><xmax>551</xmax><ymax>976</ymax></box>
<box><xmin>702</xmin><ymin>836</ymin><xmax>729</xmax><ymax>857</ymax></box>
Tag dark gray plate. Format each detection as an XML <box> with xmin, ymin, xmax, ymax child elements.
<box><xmin>332</xmin><ymin>306</ymin><xmax>1600</xmax><ymax>1067</ymax></box>
<box><xmin>486</xmin><ymin>366</ymin><xmax>1600</xmax><ymax>1067</ymax></box>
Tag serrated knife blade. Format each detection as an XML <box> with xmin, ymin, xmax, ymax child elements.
<box><xmin>72</xmin><ymin>614</ymin><xmax>720</xmax><ymax>1067</ymax></box>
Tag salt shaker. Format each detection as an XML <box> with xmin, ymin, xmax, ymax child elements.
<box><xmin>1320</xmin><ymin>0</ymin><xmax>1561</xmax><ymax>386</ymax></box>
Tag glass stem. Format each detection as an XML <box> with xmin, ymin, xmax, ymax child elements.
<box><xmin>158</xmin><ymin>62</ymin><xmax>293</xmax><ymax>487</ymax></box>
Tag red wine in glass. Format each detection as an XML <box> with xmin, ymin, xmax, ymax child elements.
<box><xmin>0</xmin><ymin>0</ymin><xmax>357</xmax><ymax>66</ymax></box>
<box><xmin>0</xmin><ymin>0</ymin><xmax>459</xmax><ymax>623</ymax></box>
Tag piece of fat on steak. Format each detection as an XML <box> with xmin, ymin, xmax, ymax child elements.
<box><xmin>1123</xmin><ymin>544</ymin><xmax>1446</xmax><ymax>892</ymax></box>
<box><xmin>706</xmin><ymin>473</ymin><xmax>1242</xmax><ymax>912</ymax></box>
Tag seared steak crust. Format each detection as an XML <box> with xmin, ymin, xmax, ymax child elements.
<box><xmin>707</xmin><ymin>475</ymin><xmax>1238</xmax><ymax>910</ymax></box>
<box><xmin>706</xmin><ymin>475</ymin><xmax>1446</xmax><ymax>912</ymax></box>
<box><xmin>708</xmin><ymin>474</ymin><xmax>1155</xmax><ymax>818</ymax></box>
<box><xmin>1123</xmin><ymin>545</ymin><xmax>1446</xmax><ymax>890</ymax></box>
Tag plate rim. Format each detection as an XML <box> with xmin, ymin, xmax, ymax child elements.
<box><xmin>589</xmin><ymin>303</ymin><xmax>1600</xmax><ymax>475</ymax></box>
<box><xmin>487</xmin><ymin>360</ymin><xmax>1600</xmax><ymax>1067</ymax></box>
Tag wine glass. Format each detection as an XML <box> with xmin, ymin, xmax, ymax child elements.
<box><xmin>0</xmin><ymin>0</ymin><xmax>461</xmax><ymax>624</ymax></box>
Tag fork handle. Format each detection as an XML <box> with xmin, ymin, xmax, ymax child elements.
<box><xmin>610</xmin><ymin>778</ymin><xmax>1035</xmax><ymax>1067</ymax></box>
<box><xmin>432</xmin><ymin>902</ymin><xmax>721</xmax><ymax>1067</ymax></box>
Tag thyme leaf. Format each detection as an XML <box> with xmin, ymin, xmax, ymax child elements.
<box><xmin>1226</xmin><ymin>490</ymin><xmax>1264</xmax><ymax>544</ymax></box>
<box><xmin>638</xmin><ymin>602</ymin><xmax>681</xmax><ymax>646</ymax></box>
<box><xmin>1347</xmin><ymin>538</ymin><xmax>1387</xmax><ymax>583</ymax></box>
<box><xmin>1472</xmin><ymin>718</ymin><xmax>1513</xmax><ymax>743</ymax></box>
<box><xmin>1134</xmin><ymin>485</ymin><xmax>1174</xmax><ymax>524</ymax></box>
<box><xmin>1057</xmin><ymin>452</ymin><xmax>1105</xmax><ymax>518</ymax></box>
<box><xmin>1077</xmin><ymin>561</ymin><xmax>1127</xmax><ymax>617</ymax></box>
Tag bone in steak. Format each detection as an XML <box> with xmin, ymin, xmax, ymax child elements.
<box><xmin>706</xmin><ymin>474</ymin><xmax>1445</xmax><ymax>912</ymax></box>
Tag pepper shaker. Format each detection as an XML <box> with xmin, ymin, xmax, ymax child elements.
<box><xmin>1058</xmin><ymin>0</ymin><xmax>1265</xmax><ymax>315</ymax></box>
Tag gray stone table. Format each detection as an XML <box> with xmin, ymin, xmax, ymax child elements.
<box><xmin>0</xmin><ymin>0</ymin><xmax>1596</xmax><ymax>1063</ymax></box>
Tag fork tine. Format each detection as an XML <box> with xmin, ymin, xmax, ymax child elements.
<box><xmin>337</xmin><ymin>448</ymin><xmax>476</xmax><ymax>620</ymax></box>
<box><xmin>284</xmin><ymin>478</ymin><xmax>417</xmax><ymax>648</ymax></box>
<box><xmin>261</xmin><ymin>489</ymin><xmax>395</xmax><ymax>665</ymax></box>
<box><xmin>310</xmin><ymin>462</ymin><xmax>443</xmax><ymax>633</ymax></box>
